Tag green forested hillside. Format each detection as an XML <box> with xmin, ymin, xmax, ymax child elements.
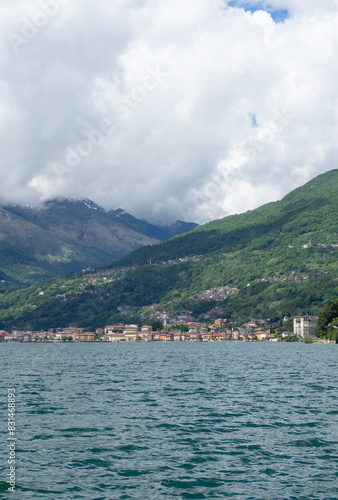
<box><xmin>0</xmin><ymin>170</ymin><xmax>337</xmax><ymax>330</ymax></box>
<box><xmin>119</xmin><ymin>169</ymin><xmax>338</xmax><ymax>265</ymax></box>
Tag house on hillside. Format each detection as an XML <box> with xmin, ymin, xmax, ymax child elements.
<box><xmin>214</xmin><ymin>318</ymin><xmax>227</xmax><ymax>327</ymax></box>
<box><xmin>243</xmin><ymin>322</ymin><xmax>257</xmax><ymax>330</ymax></box>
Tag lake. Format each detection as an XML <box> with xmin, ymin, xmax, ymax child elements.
<box><xmin>1</xmin><ymin>342</ymin><xmax>337</xmax><ymax>499</ymax></box>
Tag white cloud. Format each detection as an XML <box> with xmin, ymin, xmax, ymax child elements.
<box><xmin>0</xmin><ymin>0</ymin><xmax>337</xmax><ymax>223</ymax></box>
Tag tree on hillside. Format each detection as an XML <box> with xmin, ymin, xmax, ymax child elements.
<box><xmin>316</xmin><ymin>299</ymin><xmax>338</xmax><ymax>341</ymax></box>
<box><xmin>150</xmin><ymin>319</ymin><xmax>164</xmax><ymax>331</ymax></box>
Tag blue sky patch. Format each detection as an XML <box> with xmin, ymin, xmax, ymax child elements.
<box><xmin>249</xmin><ymin>113</ymin><xmax>259</xmax><ymax>127</ymax></box>
<box><xmin>228</xmin><ymin>1</ymin><xmax>290</xmax><ymax>23</ymax></box>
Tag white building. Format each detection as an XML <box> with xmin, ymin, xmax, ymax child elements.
<box><xmin>293</xmin><ymin>316</ymin><xmax>318</xmax><ymax>338</ymax></box>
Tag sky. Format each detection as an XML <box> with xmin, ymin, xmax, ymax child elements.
<box><xmin>0</xmin><ymin>0</ymin><xmax>338</xmax><ymax>224</ymax></box>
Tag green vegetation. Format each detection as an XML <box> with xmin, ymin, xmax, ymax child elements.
<box><xmin>316</xmin><ymin>298</ymin><xmax>338</xmax><ymax>341</ymax></box>
<box><xmin>62</xmin><ymin>336</ymin><xmax>74</xmax><ymax>342</ymax></box>
<box><xmin>285</xmin><ymin>335</ymin><xmax>299</xmax><ymax>342</ymax></box>
<box><xmin>0</xmin><ymin>169</ymin><xmax>338</xmax><ymax>330</ymax></box>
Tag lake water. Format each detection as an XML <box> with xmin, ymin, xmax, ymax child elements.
<box><xmin>1</xmin><ymin>342</ymin><xmax>337</xmax><ymax>499</ymax></box>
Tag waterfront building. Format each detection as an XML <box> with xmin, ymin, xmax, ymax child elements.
<box><xmin>76</xmin><ymin>332</ymin><xmax>96</xmax><ymax>342</ymax></box>
<box><xmin>106</xmin><ymin>333</ymin><xmax>125</xmax><ymax>342</ymax></box>
<box><xmin>293</xmin><ymin>316</ymin><xmax>318</xmax><ymax>338</ymax></box>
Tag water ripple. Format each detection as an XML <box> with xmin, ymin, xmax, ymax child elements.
<box><xmin>0</xmin><ymin>342</ymin><xmax>337</xmax><ymax>499</ymax></box>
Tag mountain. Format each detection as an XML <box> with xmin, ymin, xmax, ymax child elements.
<box><xmin>119</xmin><ymin>168</ymin><xmax>338</xmax><ymax>266</ymax></box>
<box><xmin>0</xmin><ymin>169</ymin><xmax>337</xmax><ymax>330</ymax></box>
<box><xmin>0</xmin><ymin>199</ymin><xmax>197</xmax><ymax>285</ymax></box>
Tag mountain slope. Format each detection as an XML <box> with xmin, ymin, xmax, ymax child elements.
<box><xmin>119</xmin><ymin>169</ymin><xmax>338</xmax><ymax>266</ymax></box>
<box><xmin>0</xmin><ymin>199</ymin><xmax>197</xmax><ymax>285</ymax></box>
<box><xmin>0</xmin><ymin>170</ymin><xmax>337</xmax><ymax>330</ymax></box>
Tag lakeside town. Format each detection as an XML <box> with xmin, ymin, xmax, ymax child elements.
<box><xmin>1</xmin><ymin>315</ymin><xmax>331</xmax><ymax>343</ymax></box>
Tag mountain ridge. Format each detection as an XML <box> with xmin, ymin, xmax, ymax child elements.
<box><xmin>0</xmin><ymin>198</ymin><xmax>197</xmax><ymax>285</ymax></box>
<box><xmin>118</xmin><ymin>169</ymin><xmax>338</xmax><ymax>266</ymax></box>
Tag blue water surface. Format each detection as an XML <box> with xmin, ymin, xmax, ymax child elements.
<box><xmin>1</xmin><ymin>342</ymin><xmax>337</xmax><ymax>499</ymax></box>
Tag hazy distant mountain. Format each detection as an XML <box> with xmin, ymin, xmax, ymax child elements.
<box><xmin>0</xmin><ymin>199</ymin><xmax>197</xmax><ymax>284</ymax></box>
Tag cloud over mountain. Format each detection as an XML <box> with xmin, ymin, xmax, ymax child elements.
<box><xmin>1</xmin><ymin>0</ymin><xmax>338</xmax><ymax>223</ymax></box>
